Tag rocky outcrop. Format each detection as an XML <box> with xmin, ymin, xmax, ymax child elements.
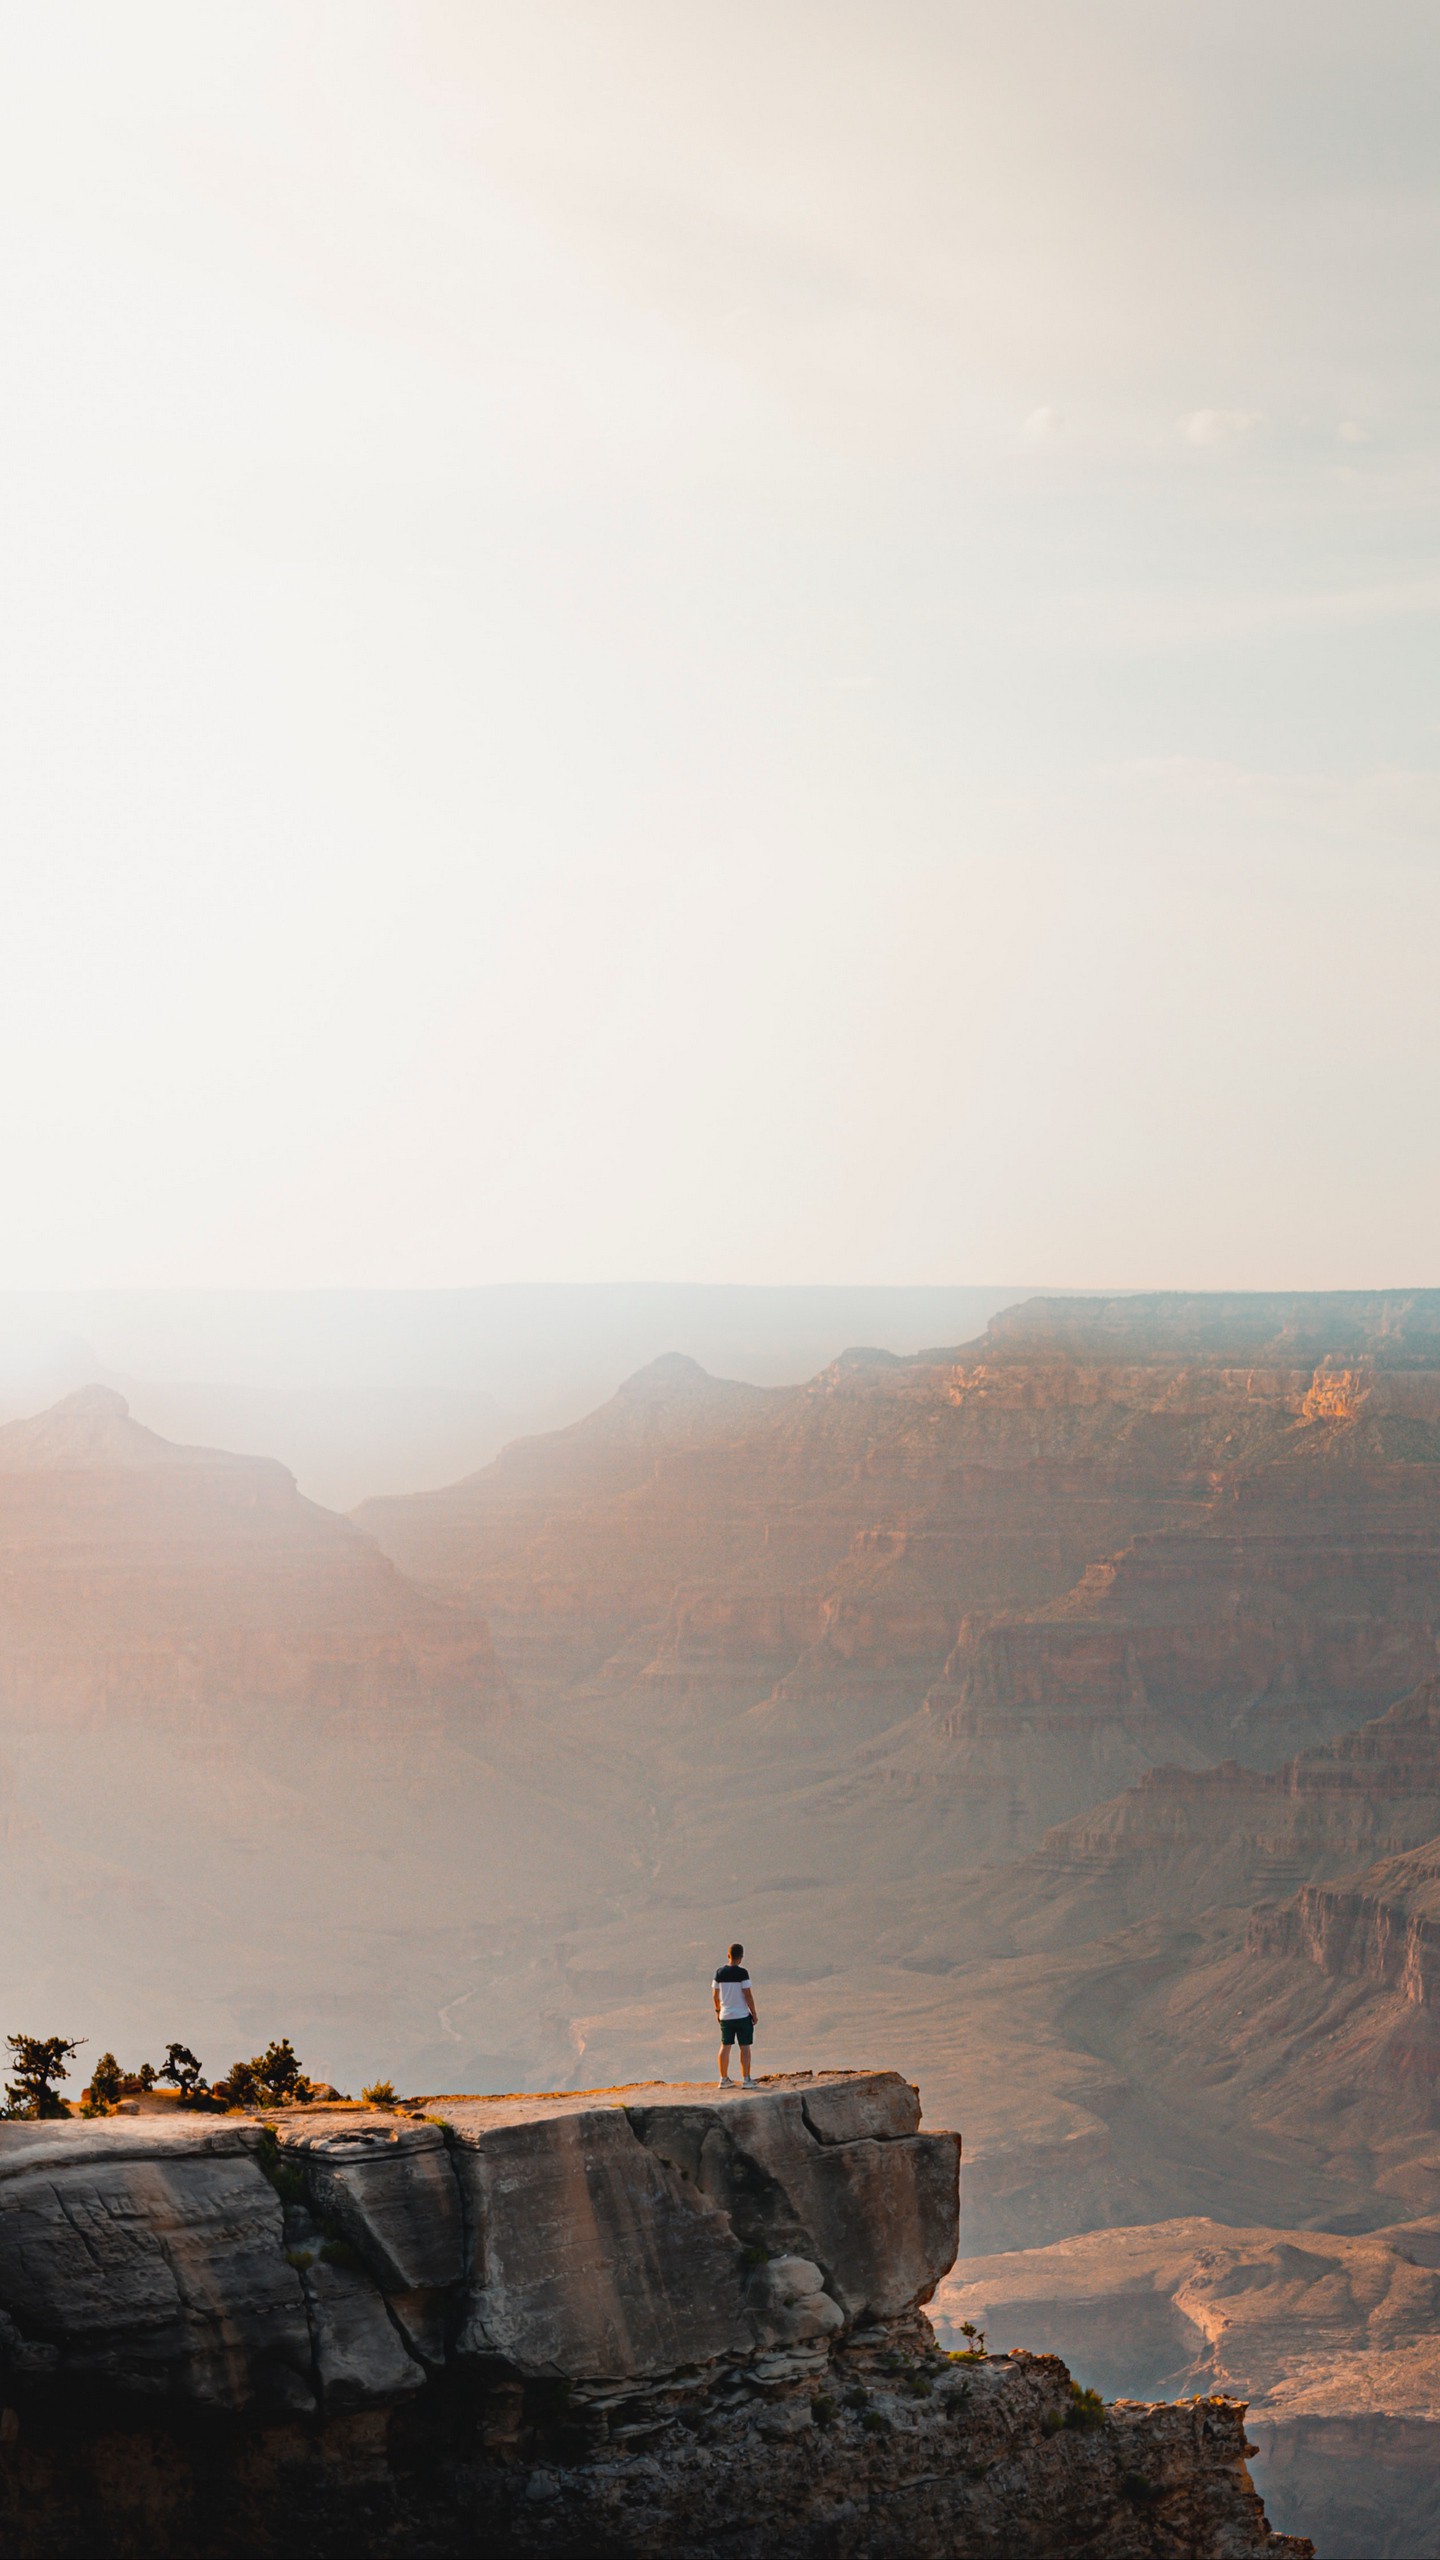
<box><xmin>1250</xmin><ymin>1840</ymin><xmax>1440</xmax><ymax>2012</ymax></box>
<box><xmin>936</xmin><ymin>2209</ymin><xmax>1440</xmax><ymax>2558</ymax></box>
<box><xmin>0</xmin><ymin>2073</ymin><xmax>1306</xmax><ymax>2558</ymax></box>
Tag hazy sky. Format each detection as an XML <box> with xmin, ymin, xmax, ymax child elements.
<box><xmin>3</xmin><ymin>2</ymin><xmax>1438</xmax><ymax>1289</ymax></box>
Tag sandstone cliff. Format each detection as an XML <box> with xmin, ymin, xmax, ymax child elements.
<box><xmin>0</xmin><ymin>2073</ymin><xmax>1306</xmax><ymax>2559</ymax></box>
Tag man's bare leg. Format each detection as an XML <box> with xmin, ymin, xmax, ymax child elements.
<box><xmin>739</xmin><ymin>2043</ymin><xmax>752</xmax><ymax>2082</ymax></box>
<box><xmin>717</xmin><ymin>2039</ymin><xmax>731</xmax><ymax>2083</ymax></box>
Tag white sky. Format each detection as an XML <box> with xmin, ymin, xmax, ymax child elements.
<box><xmin>2</xmin><ymin>0</ymin><xmax>1438</xmax><ymax>1288</ymax></box>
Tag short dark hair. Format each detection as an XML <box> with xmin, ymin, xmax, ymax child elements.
<box><xmin>729</xmin><ymin>1941</ymin><xmax>743</xmax><ymax>1961</ymax></box>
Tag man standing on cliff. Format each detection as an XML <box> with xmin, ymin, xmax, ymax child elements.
<box><xmin>713</xmin><ymin>1942</ymin><xmax>758</xmax><ymax>2086</ymax></box>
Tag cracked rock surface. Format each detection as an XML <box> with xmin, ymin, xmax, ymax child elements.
<box><xmin>0</xmin><ymin>2071</ymin><xmax>1307</xmax><ymax>2557</ymax></box>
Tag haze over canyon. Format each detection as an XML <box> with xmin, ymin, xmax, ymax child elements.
<box><xmin>8</xmin><ymin>1285</ymin><xmax>1440</xmax><ymax>2548</ymax></box>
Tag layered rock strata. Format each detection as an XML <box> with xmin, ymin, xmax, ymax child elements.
<box><xmin>1250</xmin><ymin>1839</ymin><xmax>1440</xmax><ymax>2011</ymax></box>
<box><xmin>0</xmin><ymin>2072</ymin><xmax>1304</xmax><ymax>2558</ymax></box>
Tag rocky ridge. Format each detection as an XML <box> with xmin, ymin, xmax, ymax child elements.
<box><xmin>0</xmin><ymin>2072</ymin><xmax>1306</xmax><ymax>2559</ymax></box>
<box><xmin>0</xmin><ymin>1385</ymin><xmax>504</xmax><ymax>1727</ymax></box>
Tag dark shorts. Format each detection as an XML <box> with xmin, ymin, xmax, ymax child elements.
<box><xmin>719</xmin><ymin>2015</ymin><xmax>754</xmax><ymax>2046</ymax></box>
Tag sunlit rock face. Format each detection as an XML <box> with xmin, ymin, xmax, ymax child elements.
<box><xmin>0</xmin><ymin>1384</ymin><xmax>505</xmax><ymax>1727</ymax></box>
<box><xmin>0</xmin><ymin>2071</ymin><xmax>1308</xmax><ymax>2560</ymax></box>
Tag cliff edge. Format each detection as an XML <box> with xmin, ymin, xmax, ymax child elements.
<box><xmin>0</xmin><ymin>2071</ymin><xmax>1308</xmax><ymax>2558</ymax></box>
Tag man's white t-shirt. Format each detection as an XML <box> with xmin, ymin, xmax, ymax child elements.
<box><xmin>714</xmin><ymin>1963</ymin><xmax>753</xmax><ymax>2019</ymax></box>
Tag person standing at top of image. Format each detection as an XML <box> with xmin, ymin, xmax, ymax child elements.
<box><xmin>713</xmin><ymin>1941</ymin><xmax>757</xmax><ymax>2086</ymax></box>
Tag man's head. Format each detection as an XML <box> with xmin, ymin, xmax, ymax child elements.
<box><xmin>729</xmin><ymin>1942</ymin><xmax>743</xmax><ymax>1962</ymax></box>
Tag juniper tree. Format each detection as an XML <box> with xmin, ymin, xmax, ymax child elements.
<box><xmin>4</xmin><ymin>2034</ymin><xmax>84</xmax><ymax>2119</ymax></box>
<box><xmin>158</xmin><ymin>2043</ymin><xmax>206</xmax><ymax>2101</ymax></box>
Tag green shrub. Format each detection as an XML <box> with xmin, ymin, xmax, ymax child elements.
<box><xmin>1066</xmin><ymin>2384</ymin><xmax>1107</xmax><ymax>2431</ymax></box>
<box><xmin>88</xmin><ymin>2052</ymin><xmax>125</xmax><ymax>2110</ymax></box>
<box><xmin>216</xmin><ymin>2039</ymin><xmax>313</xmax><ymax>2111</ymax></box>
<box><xmin>361</xmin><ymin>2079</ymin><xmax>398</xmax><ymax>2108</ymax></box>
<box><xmin>811</xmin><ymin>2394</ymin><xmax>837</xmax><ymax>2427</ymax></box>
<box><xmin>320</xmin><ymin>2236</ymin><xmax>362</xmax><ymax>2272</ymax></box>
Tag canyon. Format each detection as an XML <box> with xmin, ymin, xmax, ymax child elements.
<box><xmin>937</xmin><ymin>2212</ymin><xmax>1440</xmax><ymax>2560</ymax></box>
<box><xmin>9</xmin><ymin>1290</ymin><xmax>1440</xmax><ymax>2547</ymax></box>
<box><xmin>0</xmin><ymin>2072</ymin><xmax>1308</xmax><ymax>2559</ymax></box>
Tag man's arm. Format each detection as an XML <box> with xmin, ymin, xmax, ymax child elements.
<box><xmin>713</xmin><ymin>1981</ymin><xmax>722</xmax><ymax>2017</ymax></box>
<box><xmin>744</xmin><ymin>1984</ymin><xmax>758</xmax><ymax>2021</ymax></box>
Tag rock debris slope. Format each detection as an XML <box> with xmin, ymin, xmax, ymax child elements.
<box><xmin>0</xmin><ymin>2072</ymin><xmax>1307</xmax><ymax>2559</ymax></box>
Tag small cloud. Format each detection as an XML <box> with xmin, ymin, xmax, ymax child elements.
<box><xmin>1178</xmin><ymin>407</ymin><xmax>1264</xmax><ymax>447</ymax></box>
<box><xmin>1337</xmin><ymin>419</ymin><xmax>1369</xmax><ymax>445</ymax></box>
<box><xmin>1021</xmin><ymin>405</ymin><xmax>1063</xmax><ymax>446</ymax></box>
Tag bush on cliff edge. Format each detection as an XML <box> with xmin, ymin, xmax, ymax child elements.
<box><xmin>2</xmin><ymin>2033</ymin><xmax>84</xmax><ymax>2118</ymax></box>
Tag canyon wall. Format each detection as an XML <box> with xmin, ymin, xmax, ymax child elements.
<box><xmin>1251</xmin><ymin>1842</ymin><xmax>1440</xmax><ymax>2014</ymax></box>
<box><xmin>0</xmin><ymin>2074</ymin><xmax>1308</xmax><ymax>2560</ymax></box>
<box><xmin>360</xmin><ymin>1302</ymin><xmax>1440</xmax><ymax>1858</ymax></box>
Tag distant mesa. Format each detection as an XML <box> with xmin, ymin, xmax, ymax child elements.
<box><xmin>982</xmin><ymin>1287</ymin><xmax>1440</xmax><ymax>1365</ymax></box>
